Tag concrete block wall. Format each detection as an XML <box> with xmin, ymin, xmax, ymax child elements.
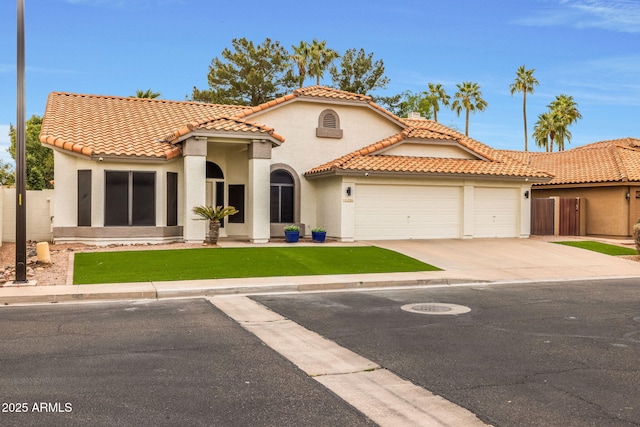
<box><xmin>1</xmin><ymin>187</ymin><xmax>54</xmax><ymax>244</ymax></box>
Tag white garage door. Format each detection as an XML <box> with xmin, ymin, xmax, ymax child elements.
<box><xmin>355</xmin><ymin>185</ymin><xmax>461</xmax><ymax>240</ymax></box>
<box><xmin>474</xmin><ymin>187</ymin><xmax>519</xmax><ymax>237</ymax></box>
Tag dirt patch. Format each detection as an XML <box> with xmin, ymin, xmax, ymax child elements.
<box><xmin>0</xmin><ymin>241</ymin><xmax>207</xmax><ymax>287</ymax></box>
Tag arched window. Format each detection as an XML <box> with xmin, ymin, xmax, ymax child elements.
<box><xmin>206</xmin><ymin>161</ymin><xmax>224</xmax><ymax>179</ymax></box>
<box><xmin>316</xmin><ymin>109</ymin><xmax>343</xmax><ymax>139</ymax></box>
<box><xmin>270</xmin><ymin>170</ymin><xmax>294</xmax><ymax>223</ymax></box>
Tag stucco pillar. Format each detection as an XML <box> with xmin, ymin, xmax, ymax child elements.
<box><xmin>462</xmin><ymin>184</ymin><xmax>474</xmax><ymax>239</ymax></box>
<box><xmin>520</xmin><ymin>184</ymin><xmax>532</xmax><ymax>238</ymax></box>
<box><xmin>340</xmin><ymin>180</ymin><xmax>355</xmax><ymax>242</ymax></box>
<box><xmin>182</xmin><ymin>137</ymin><xmax>207</xmax><ymax>243</ymax></box>
<box><xmin>248</xmin><ymin>140</ymin><xmax>271</xmax><ymax>243</ymax></box>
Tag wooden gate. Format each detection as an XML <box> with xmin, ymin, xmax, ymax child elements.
<box><xmin>559</xmin><ymin>197</ymin><xmax>580</xmax><ymax>236</ymax></box>
<box><xmin>531</xmin><ymin>197</ymin><xmax>581</xmax><ymax>236</ymax></box>
<box><xmin>531</xmin><ymin>198</ymin><xmax>554</xmax><ymax>235</ymax></box>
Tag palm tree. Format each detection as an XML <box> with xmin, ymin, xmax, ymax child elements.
<box><xmin>424</xmin><ymin>83</ymin><xmax>450</xmax><ymax>122</ymax></box>
<box><xmin>291</xmin><ymin>41</ymin><xmax>310</xmax><ymax>88</ymax></box>
<box><xmin>548</xmin><ymin>94</ymin><xmax>582</xmax><ymax>151</ymax></box>
<box><xmin>509</xmin><ymin>65</ymin><xmax>539</xmax><ymax>152</ymax></box>
<box><xmin>192</xmin><ymin>205</ymin><xmax>239</xmax><ymax>244</ymax></box>
<box><xmin>308</xmin><ymin>39</ymin><xmax>339</xmax><ymax>86</ymax></box>
<box><xmin>451</xmin><ymin>82</ymin><xmax>488</xmax><ymax>136</ymax></box>
<box><xmin>532</xmin><ymin>112</ymin><xmax>560</xmax><ymax>152</ymax></box>
<box><xmin>135</xmin><ymin>89</ymin><xmax>160</xmax><ymax>99</ymax></box>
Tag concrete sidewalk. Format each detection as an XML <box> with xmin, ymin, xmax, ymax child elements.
<box><xmin>1</xmin><ymin>237</ymin><xmax>640</xmax><ymax>305</ymax></box>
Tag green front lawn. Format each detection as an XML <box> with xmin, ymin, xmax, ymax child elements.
<box><xmin>554</xmin><ymin>240</ymin><xmax>638</xmax><ymax>256</ymax></box>
<box><xmin>73</xmin><ymin>246</ymin><xmax>441</xmax><ymax>284</ymax></box>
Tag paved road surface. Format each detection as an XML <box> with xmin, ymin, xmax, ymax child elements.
<box><xmin>254</xmin><ymin>278</ymin><xmax>640</xmax><ymax>426</ymax></box>
<box><xmin>0</xmin><ymin>299</ymin><xmax>373</xmax><ymax>427</ymax></box>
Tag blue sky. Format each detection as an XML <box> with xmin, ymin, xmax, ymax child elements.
<box><xmin>0</xmin><ymin>0</ymin><xmax>639</xmax><ymax>164</ymax></box>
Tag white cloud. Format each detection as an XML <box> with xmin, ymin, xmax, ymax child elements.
<box><xmin>514</xmin><ymin>0</ymin><xmax>640</xmax><ymax>33</ymax></box>
<box><xmin>547</xmin><ymin>54</ymin><xmax>640</xmax><ymax>106</ymax></box>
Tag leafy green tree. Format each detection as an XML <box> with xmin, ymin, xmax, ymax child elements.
<box><xmin>290</xmin><ymin>41</ymin><xmax>311</xmax><ymax>88</ymax></box>
<box><xmin>548</xmin><ymin>94</ymin><xmax>582</xmax><ymax>151</ymax></box>
<box><xmin>134</xmin><ymin>89</ymin><xmax>161</xmax><ymax>98</ymax></box>
<box><xmin>330</xmin><ymin>48</ymin><xmax>390</xmax><ymax>95</ymax></box>
<box><xmin>375</xmin><ymin>91</ymin><xmax>431</xmax><ymax>119</ymax></box>
<box><xmin>510</xmin><ymin>65</ymin><xmax>539</xmax><ymax>151</ymax></box>
<box><xmin>308</xmin><ymin>39</ymin><xmax>339</xmax><ymax>86</ymax></box>
<box><xmin>0</xmin><ymin>159</ymin><xmax>15</xmax><ymax>186</ymax></box>
<box><xmin>191</xmin><ymin>37</ymin><xmax>297</xmax><ymax>105</ymax></box>
<box><xmin>424</xmin><ymin>83</ymin><xmax>450</xmax><ymax>122</ymax></box>
<box><xmin>451</xmin><ymin>82</ymin><xmax>488</xmax><ymax>136</ymax></box>
<box><xmin>9</xmin><ymin>115</ymin><xmax>53</xmax><ymax>190</ymax></box>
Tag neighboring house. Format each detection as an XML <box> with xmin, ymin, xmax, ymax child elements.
<box><xmin>502</xmin><ymin>138</ymin><xmax>640</xmax><ymax>237</ymax></box>
<box><xmin>39</xmin><ymin>86</ymin><xmax>551</xmax><ymax>245</ymax></box>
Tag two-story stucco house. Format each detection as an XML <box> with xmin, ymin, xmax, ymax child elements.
<box><xmin>39</xmin><ymin>86</ymin><xmax>551</xmax><ymax>245</ymax></box>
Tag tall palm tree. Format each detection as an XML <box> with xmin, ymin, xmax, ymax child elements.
<box><xmin>548</xmin><ymin>94</ymin><xmax>582</xmax><ymax>151</ymax></box>
<box><xmin>308</xmin><ymin>39</ymin><xmax>339</xmax><ymax>86</ymax></box>
<box><xmin>291</xmin><ymin>41</ymin><xmax>310</xmax><ymax>88</ymax></box>
<box><xmin>424</xmin><ymin>83</ymin><xmax>450</xmax><ymax>122</ymax></box>
<box><xmin>134</xmin><ymin>89</ymin><xmax>161</xmax><ymax>99</ymax></box>
<box><xmin>532</xmin><ymin>112</ymin><xmax>560</xmax><ymax>152</ymax></box>
<box><xmin>451</xmin><ymin>82</ymin><xmax>488</xmax><ymax>136</ymax></box>
<box><xmin>509</xmin><ymin>65</ymin><xmax>539</xmax><ymax>152</ymax></box>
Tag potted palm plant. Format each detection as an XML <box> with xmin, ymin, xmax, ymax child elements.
<box><xmin>283</xmin><ymin>224</ymin><xmax>300</xmax><ymax>243</ymax></box>
<box><xmin>192</xmin><ymin>205</ymin><xmax>239</xmax><ymax>245</ymax></box>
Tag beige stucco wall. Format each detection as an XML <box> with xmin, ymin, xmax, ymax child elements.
<box><xmin>533</xmin><ymin>185</ymin><xmax>633</xmax><ymax>236</ymax></box>
<box><xmin>253</xmin><ymin>101</ymin><xmax>403</xmax><ymax>234</ymax></box>
<box><xmin>52</xmin><ymin>149</ymin><xmax>185</xmax><ymax>244</ymax></box>
<box><xmin>1</xmin><ymin>187</ymin><xmax>54</xmax><ymax>242</ymax></box>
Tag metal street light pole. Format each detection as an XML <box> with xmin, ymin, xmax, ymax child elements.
<box><xmin>15</xmin><ymin>0</ymin><xmax>27</xmax><ymax>283</ymax></box>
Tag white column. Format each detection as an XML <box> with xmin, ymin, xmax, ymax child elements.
<box><xmin>248</xmin><ymin>140</ymin><xmax>272</xmax><ymax>243</ymax></box>
<box><xmin>520</xmin><ymin>184</ymin><xmax>532</xmax><ymax>238</ymax></box>
<box><xmin>182</xmin><ymin>138</ymin><xmax>207</xmax><ymax>243</ymax></box>
<box><xmin>462</xmin><ymin>183</ymin><xmax>474</xmax><ymax>239</ymax></box>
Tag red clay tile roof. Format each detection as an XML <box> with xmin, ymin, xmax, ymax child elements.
<box><xmin>305</xmin><ymin>118</ymin><xmax>553</xmax><ymax>180</ymax></box>
<box><xmin>40</xmin><ymin>92</ymin><xmax>281</xmax><ymax>160</ymax></box>
<box><xmin>234</xmin><ymin>85</ymin><xmax>404</xmax><ymax>124</ymax></box>
<box><xmin>499</xmin><ymin>138</ymin><xmax>640</xmax><ymax>185</ymax></box>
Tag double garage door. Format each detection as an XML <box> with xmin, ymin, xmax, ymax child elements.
<box><xmin>354</xmin><ymin>184</ymin><xmax>518</xmax><ymax>240</ymax></box>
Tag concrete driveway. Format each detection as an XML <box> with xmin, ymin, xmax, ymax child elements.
<box><xmin>372</xmin><ymin>238</ymin><xmax>640</xmax><ymax>282</ymax></box>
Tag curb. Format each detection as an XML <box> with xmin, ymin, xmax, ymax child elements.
<box><xmin>0</xmin><ymin>277</ymin><xmax>487</xmax><ymax>305</ymax></box>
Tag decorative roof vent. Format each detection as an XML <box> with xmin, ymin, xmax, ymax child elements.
<box><xmin>317</xmin><ymin>109</ymin><xmax>343</xmax><ymax>139</ymax></box>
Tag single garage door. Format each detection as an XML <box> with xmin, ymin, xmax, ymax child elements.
<box><xmin>474</xmin><ymin>187</ymin><xmax>519</xmax><ymax>237</ymax></box>
<box><xmin>355</xmin><ymin>184</ymin><xmax>461</xmax><ymax>240</ymax></box>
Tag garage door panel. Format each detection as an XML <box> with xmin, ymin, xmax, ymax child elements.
<box><xmin>355</xmin><ymin>185</ymin><xmax>461</xmax><ymax>240</ymax></box>
<box><xmin>474</xmin><ymin>188</ymin><xmax>519</xmax><ymax>238</ymax></box>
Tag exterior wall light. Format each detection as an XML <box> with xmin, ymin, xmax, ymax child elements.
<box><xmin>346</xmin><ymin>187</ymin><xmax>352</xmax><ymax>196</ymax></box>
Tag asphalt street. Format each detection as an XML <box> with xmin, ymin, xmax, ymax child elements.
<box><xmin>253</xmin><ymin>278</ymin><xmax>640</xmax><ymax>427</ymax></box>
<box><xmin>0</xmin><ymin>299</ymin><xmax>373</xmax><ymax>427</ymax></box>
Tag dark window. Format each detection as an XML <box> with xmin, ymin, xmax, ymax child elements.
<box><xmin>167</xmin><ymin>172</ymin><xmax>178</xmax><ymax>226</ymax></box>
<box><xmin>228</xmin><ymin>185</ymin><xmax>245</xmax><ymax>223</ymax></box>
<box><xmin>77</xmin><ymin>170</ymin><xmax>92</xmax><ymax>226</ymax></box>
<box><xmin>216</xmin><ymin>181</ymin><xmax>225</xmax><ymax>227</ymax></box>
<box><xmin>270</xmin><ymin>170</ymin><xmax>294</xmax><ymax>223</ymax></box>
<box><xmin>105</xmin><ymin>171</ymin><xmax>156</xmax><ymax>226</ymax></box>
<box><xmin>206</xmin><ymin>161</ymin><xmax>224</xmax><ymax>179</ymax></box>
<box><xmin>105</xmin><ymin>171</ymin><xmax>129</xmax><ymax>226</ymax></box>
